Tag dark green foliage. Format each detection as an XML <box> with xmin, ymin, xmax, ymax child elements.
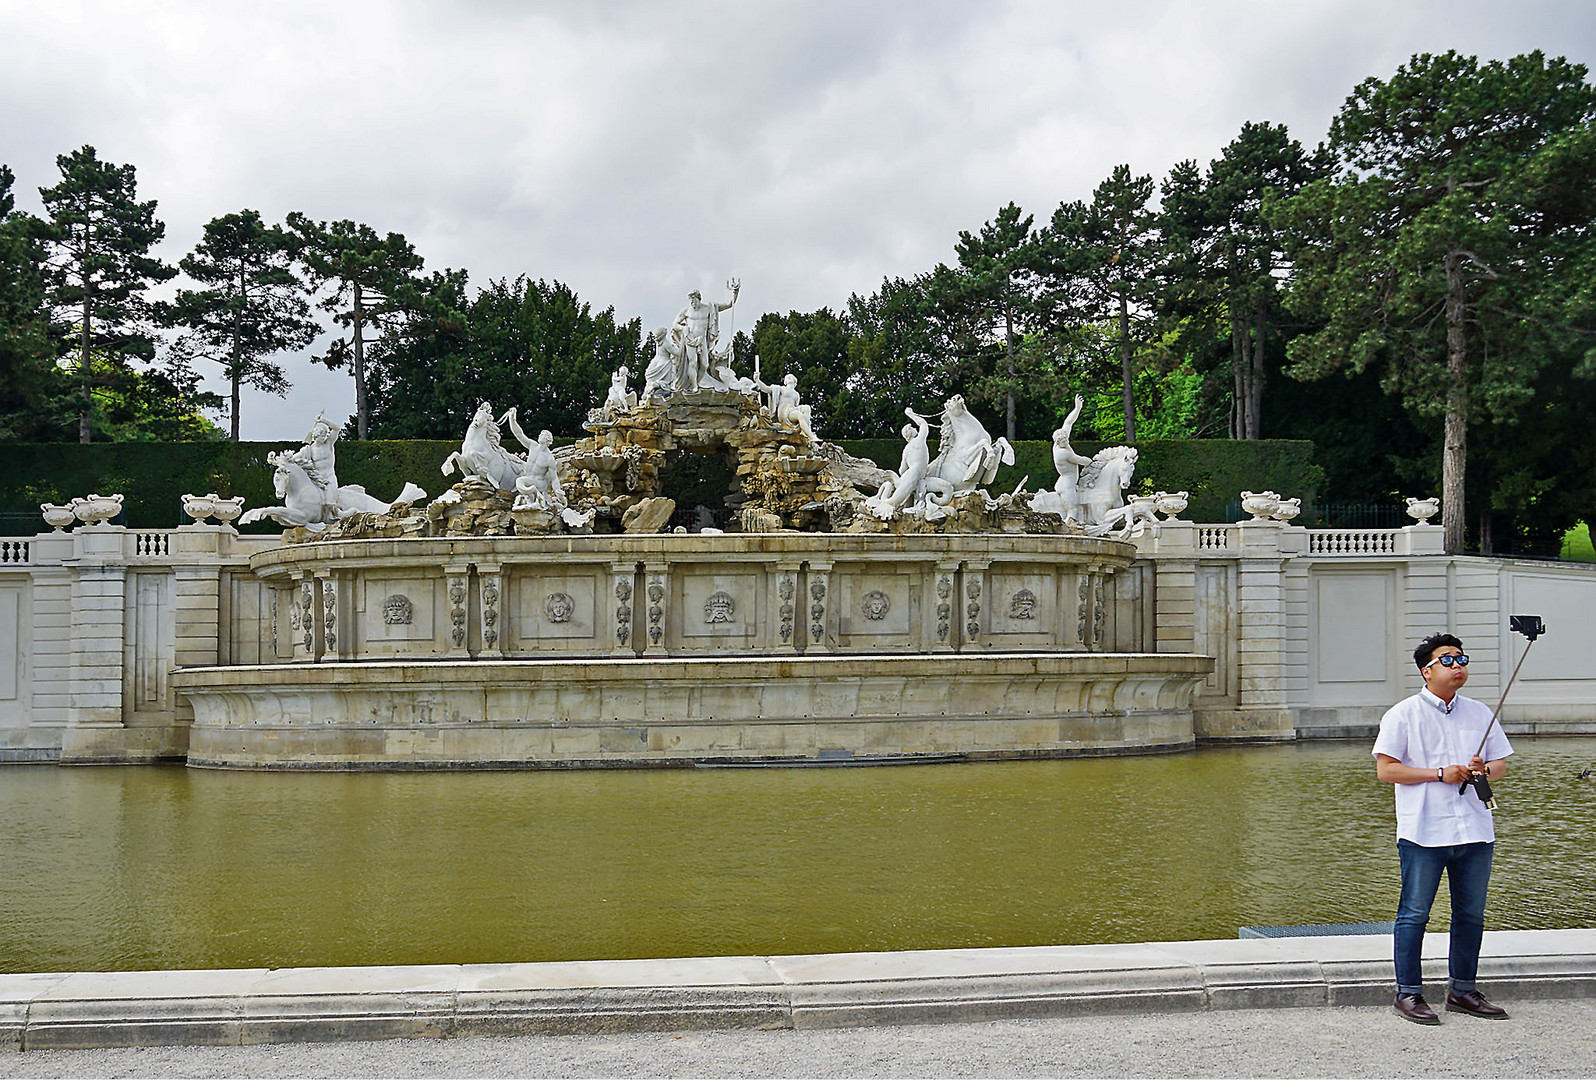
<box><xmin>943</xmin><ymin>203</ymin><xmax>1053</xmax><ymax>440</ymax></box>
<box><xmin>171</xmin><ymin>210</ymin><xmax>317</xmax><ymax>440</ymax></box>
<box><xmin>661</xmin><ymin>450</ymin><xmax>736</xmax><ymax>513</ymax></box>
<box><xmin>1162</xmin><ymin>123</ymin><xmax>1328</xmax><ymax>439</ymax></box>
<box><xmin>365</xmin><ymin>275</ymin><xmax>645</xmax><ymax>439</ymax></box>
<box><xmin>1043</xmin><ymin>165</ymin><xmax>1163</xmax><ymax>442</ymax></box>
<box><xmin>1274</xmin><ymin>50</ymin><xmax>1596</xmax><ymax>550</ymax></box>
<box><xmin>39</xmin><ymin>146</ymin><xmax>182</xmax><ymax>443</ymax></box>
<box><xmin>0</xmin><ymin>165</ymin><xmax>72</xmax><ymax>441</ymax></box>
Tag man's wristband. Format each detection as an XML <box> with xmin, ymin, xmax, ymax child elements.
<box><xmin>1437</xmin><ymin>768</ymin><xmax>1444</xmax><ymax>782</ymax></box>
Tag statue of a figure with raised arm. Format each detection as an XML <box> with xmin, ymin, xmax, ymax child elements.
<box><xmin>503</xmin><ymin>408</ymin><xmax>567</xmax><ymax>510</ymax></box>
<box><xmin>863</xmin><ymin>407</ymin><xmax>956</xmax><ymax>521</ymax></box>
<box><xmin>751</xmin><ymin>357</ymin><xmax>818</xmax><ymax>446</ymax></box>
<box><xmin>1032</xmin><ymin>394</ymin><xmax>1093</xmax><ymax>521</ymax></box>
<box><xmin>670</xmin><ymin>279</ymin><xmax>739</xmax><ymax>392</ymax></box>
<box><xmin>287</xmin><ymin>412</ymin><xmax>341</xmax><ymax>521</ymax></box>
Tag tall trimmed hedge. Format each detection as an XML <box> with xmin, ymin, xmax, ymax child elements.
<box><xmin>0</xmin><ymin>438</ymin><xmax>1321</xmax><ymax>530</ymax></box>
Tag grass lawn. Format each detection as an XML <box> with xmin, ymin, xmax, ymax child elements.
<box><xmin>1562</xmin><ymin>522</ymin><xmax>1595</xmax><ymax>560</ymax></box>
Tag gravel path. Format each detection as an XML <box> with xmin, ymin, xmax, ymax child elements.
<box><xmin>5</xmin><ymin>998</ymin><xmax>1594</xmax><ymax>1078</ymax></box>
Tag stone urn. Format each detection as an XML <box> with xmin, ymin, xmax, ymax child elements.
<box><xmin>71</xmin><ymin>493</ymin><xmax>123</xmax><ymax>525</ymax></box>
<box><xmin>181</xmin><ymin>493</ymin><xmax>215</xmax><ymax>524</ymax></box>
<box><xmin>1239</xmin><ymin>490</ymin><xmax>1280</xmax><ymax>521</ymax></box>
<box><xmin>210</xmin><ymin>495</ymin><xmax>245</xmax><ymax>525</ymax></box>
<box><xmin>1271</xmin><ymin>497</ymin><xmax>1302</xmax><ymax>524</ymax></box>
<box><xmin>1153</xmin><ymin>490</ymin><xmax>1189</xmax><ymax>520</ymax></box>
<box><xmin>41</xmin><ymin>503</ymin><xmax>76</xmax><ymax>532</ymax></box>
<box><xmin>1405</xmin><ymin>496</ymin><xmax>1440</xmax><ymax>524</ymax></box>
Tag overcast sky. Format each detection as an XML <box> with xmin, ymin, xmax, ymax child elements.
<box><xmin>5</xmin><ymin>0</ymin><xmax>1595</xmax><ymax>439</ymax></box>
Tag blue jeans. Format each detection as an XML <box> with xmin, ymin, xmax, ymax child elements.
<box><xmin>1394</xmin><ymin>839</ymin><xmax>1494</xmax><ymax>996</ymax></box>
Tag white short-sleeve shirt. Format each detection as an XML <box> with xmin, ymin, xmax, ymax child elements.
<box><xmin>1372</xmin><ymin>688</ymin><xmax>1513</xmax><ymax>846</ymax></box>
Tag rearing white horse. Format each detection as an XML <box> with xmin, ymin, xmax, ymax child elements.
<box><xmin>441</xmin><ymin>402</ymin><xmax>526</xmax><ymax>492</ymax></box>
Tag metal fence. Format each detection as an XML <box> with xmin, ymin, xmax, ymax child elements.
<box><xmin>1224</xmin><ymin>501</ymin><xmax>1406</xmax><ymax>529</ymax></box>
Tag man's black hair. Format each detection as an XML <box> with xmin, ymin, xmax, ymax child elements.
<box><xmin>1415</xmin><ymin>632</ymin><xmax>1464</xmax><ymax>671</ymax></box>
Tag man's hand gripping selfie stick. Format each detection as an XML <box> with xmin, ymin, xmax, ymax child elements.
<box><xmin>1461</xmin><ymin>614</ymin><xmax>1546</xmax><ymax>809</ymax></box>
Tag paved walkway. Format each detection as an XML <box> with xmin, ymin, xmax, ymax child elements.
<box><xmin>3</xmin><ymin>930</ymin><xmax>1594</xmax><ymax>1077</ymax></box>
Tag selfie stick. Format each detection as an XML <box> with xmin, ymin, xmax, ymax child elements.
<box><xmin>1459</xmin><ymin>615</ymin><xmax>1545</xmax><ymax>799</ymax></box>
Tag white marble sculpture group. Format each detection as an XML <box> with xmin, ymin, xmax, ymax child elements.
<box><xmin>211</xmin><ymin>280</ymin><xmax>1286</xmax><ymax>541</ymax></box>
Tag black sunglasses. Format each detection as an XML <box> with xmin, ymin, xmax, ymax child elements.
<box><xmin>1426</xmin><ymin>654</ymin><xmax>1469</xmax><ymax>668</ymax></box>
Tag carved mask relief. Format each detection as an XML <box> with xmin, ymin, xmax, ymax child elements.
<box><xmin>382</xmin><ymin>594</ymin><xmax>414</xmax><ymax>625</ymax></box>
<box><xmin>703</xmin><ymin>590</ymin><xmax>736</xmax><ymax>624</ymax></box>
<box><xmin>544</xmin><ymin>592</ymin><xmax>575</xmax><ymax>623</ymax></box>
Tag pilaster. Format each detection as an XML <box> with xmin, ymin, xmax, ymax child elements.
<box><xmin>804</xmin><ymin>561</ymin><xmax>832</xmax><ymax>653</ymax></box>
<box><xmin>642</xmin><ymin>562</ymin><xmax>670</xmax><ymax>654</ymax></box>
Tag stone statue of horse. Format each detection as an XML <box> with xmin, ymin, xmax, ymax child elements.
<box><xmin>926</xmin><ymin>395</ymin><xmax>1015</xmax><ymax>497</ymax></box>
<box><xmin>239</xmin><ymin>453</ymin><xmax>426</xmax><ymax>530</ymax></box>
<box><xmin>441</xmin><ymin>402</ymin><xmax>526</xmax><ymax>492</ymax></box>
<box><xmin>1073</xmin><ymin>446</ymin><xmax>1138</xmax><ymax>527</ymax></box>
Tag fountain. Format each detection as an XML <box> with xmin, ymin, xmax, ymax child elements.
<box><xmin>172</xmin><ymin>282</ymin><xmax>1212</xmax><ymax>769</ymax></box>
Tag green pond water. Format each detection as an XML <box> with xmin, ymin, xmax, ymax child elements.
<box><xmin>2</xmin><ymin>738</ymin><xmax>1593</xmax><ymax>974</ymax></box>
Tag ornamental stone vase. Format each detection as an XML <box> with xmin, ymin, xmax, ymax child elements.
<box><xmin>1405</xmin><ymin>496</ymin><xmax>1440</xmax><ymax>524</ymax></box>
<box><xmin>1239</xmin><ymin>490</ymin><xmax>1280</xmax><ymax>521</ymax></box>
<box><xmin>181</xmin><ymin>493</ymin><xmax>216</xmax><ymax>524</ymax></box>
<box><xmin>41</xmin><ymin>503</ymin><xmax>76</xmax><ymax>532</ymax></box>
<box><xmin>71</xmin><ymin>493</ymin><xmax>123</xmax><ymax>525</ymax></box>
<box><xmin>210</xmin><ymin>495</ymin><xmax>245</xmax><ymax>524</ymax></box>
<box><xmin>1153</xmin><ymin>490</ymin><xmax>1188</xmax><ymax>520</ymax></box>
<box><xmin>1271</xmin><ymin>497</ymin><xmax>1301</xmax><ymax>524</ymax></box>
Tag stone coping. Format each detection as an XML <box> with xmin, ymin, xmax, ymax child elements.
<box><xmin>172</xmin><ymin>651</ymin><xmax>1214</xmax><ymax>687</ymax></box>
<box><xmin>248</xmin><ymin>531</ymin><xmax>1137</xmax><ymax>574</ymax></box>
<box><xmin>3</xmin><ymin>929</ymin><xmax>1592</xmax><ymax>1051</ymax></box>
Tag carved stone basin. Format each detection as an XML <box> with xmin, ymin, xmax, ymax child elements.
<box><xmin>170</xmin><ymin>532</ymin><xmax>1214</xmax><ymax>769</ymax></box>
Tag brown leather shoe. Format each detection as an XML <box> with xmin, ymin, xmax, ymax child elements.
<box><xmin>1446</xmin><ymin>990</ymin><xmax>1509</xmax><ymax>1018</ymax></box>
<box><xmin>1394</xmin><ymin>994</ymin><xmax>1440</xmax><ymax>1025</ymax></box>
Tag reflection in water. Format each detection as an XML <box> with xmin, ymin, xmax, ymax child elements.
<box><xmin>2</xmin><ymin>739</ymin><xmax>1592</xmax><ymax>973</ymax></box>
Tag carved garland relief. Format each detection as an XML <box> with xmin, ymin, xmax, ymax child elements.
<box><xmin>614</xmin><ymin>578</ymin><xmax>633</xmax><ymax>645</ymax></box>
<box><xmin>778</xmin><ymin>574</ymin><xmax>795</xmax><ymax>644</ymax></box>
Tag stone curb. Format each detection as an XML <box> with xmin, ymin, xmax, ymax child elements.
<box><xmin>3</xmin><ymin>929</ymin><xmax>1593</xmax><ymax>1051</ymax></box>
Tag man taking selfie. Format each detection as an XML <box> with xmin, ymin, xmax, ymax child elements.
<box><xmin>1373</xmin><ymin>633</ymin><xmax>1513</xmax><ymax>1025</ymax></box>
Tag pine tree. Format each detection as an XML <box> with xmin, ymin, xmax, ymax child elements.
<box><xmin>38</xmin><ymin>146</ymin><xmax>178</xmax><ymax>443</ymax></box>
<box><xmin>1275</xmin><ymin>51</ymin><xmax>1596</xmax><ymax>552</ymax></box>
<box><xmin>172</xmin><ymin>210</ymin><xmax>317</xmax><ymax>439</ymax></box>
<box><xmin>948</xmin><ymin>203</ymin><xmax>1046</xmax><ymax>442</ymax></box>
<box><xmin>287</xmin><ymin>214</ymin><xmax>425</xmax><ymax>439</ymax></box>
<box><xmin>0</xmin><ymin>165</ymin><xmax>70</xmax><ymax>441</ymax></box>
<box><xmin>1045</xmin><ymin>165</ymin><xmax>1162</xmax><ymax>443</ymax></box>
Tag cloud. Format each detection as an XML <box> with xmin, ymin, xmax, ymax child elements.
<box><xmin>2</xmin><ymin>0</ymin><xmax>1593</xmax><ymax>437</ymax></box>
